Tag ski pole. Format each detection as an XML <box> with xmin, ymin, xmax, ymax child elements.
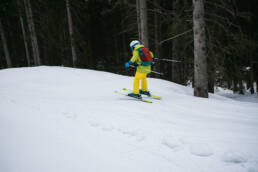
<box><xmin>154</xmin><ymin>58</ymin><xmax>182</xmax><ymax>63</ymax></box>
<box><xmin>130</xmin><ymin>65</ymin><xmax>164</xmax><ymax>76</ymax></box>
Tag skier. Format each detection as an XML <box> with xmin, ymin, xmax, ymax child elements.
<box><xmin>125</xmin><ymin>40</ymin><xmax>154</xmax><ymax>98</ymax></box>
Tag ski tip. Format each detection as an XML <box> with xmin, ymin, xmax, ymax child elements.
<box><xmin>153</xmin><ymin>96</ymin><xmax>161</xmax><ymax>100</ymax></box>
<box><xmin>144</xmin><ymin>100</ymin><xmax>152</xmax><ymax>103</ymax></box>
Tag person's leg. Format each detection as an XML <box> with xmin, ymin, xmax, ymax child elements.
<box><xmin>133</xmin><ymin>72</ymin><xmax>141</xmax><ymax>94</ymax></box>
<box><xmin>141</xmin><ymin>73</ymin><xmax>148</xmax><ymax>91</ymax></box>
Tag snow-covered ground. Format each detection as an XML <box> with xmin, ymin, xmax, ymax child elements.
<box><xmin>0</xmin><ymin>66</ymin><xmax>258</xmax><ymax>172</ymax></box>
<box><xmin>215</xmin><ymin>86</ymin><xmax>258</xmax><ymax>103</ymax></box>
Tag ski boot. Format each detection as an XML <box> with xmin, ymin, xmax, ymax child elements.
<box><xmin>140</xmin><ymin>90</ymin><xmax>151</xmax><ymax>97</ymax></box>
<box><xmin>128</xmin><ymin>93</ymin><xmax>142</xmax><ymax>99</ymax></box>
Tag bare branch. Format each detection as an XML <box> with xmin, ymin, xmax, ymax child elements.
<box><xmin>159</xmin><ymin>29</ymin><xmax>192</xmax><ymax>45</ymax></box>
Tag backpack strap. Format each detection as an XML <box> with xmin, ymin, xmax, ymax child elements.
<box><xmin>137</xmin><ymin>48</ymin><xmax>143</xmax><ymax>55</ymax></box>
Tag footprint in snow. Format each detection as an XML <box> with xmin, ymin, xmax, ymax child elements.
<box><xmin>222</xmin><ymin>151</ymin><xmax>248</xmax><ymax>164</ymax></box>
<box><xmin>162</xmin><ymin>138</ymin><xmax>181</xmax><ymax>150</ymax></box>
<box><xmin>117</xmin><ymin>128</ymin><xmax>146</xmax><ymax>142</ymax></box>
<box><xmin>190</xmin><ymin>143</ymin><xmax>213</xmax><ymax>157</ymax></box>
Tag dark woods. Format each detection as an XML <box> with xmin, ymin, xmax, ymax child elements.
<box><xmin>0</xmin><ymin>0</ymin><xmax>258</xmax><ymax>94</ymax></box>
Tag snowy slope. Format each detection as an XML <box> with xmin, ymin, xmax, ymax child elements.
<box><xmin>0</xmin><ymin>66</ymin><xmax>258</xmax><ymax>172</ymax></box>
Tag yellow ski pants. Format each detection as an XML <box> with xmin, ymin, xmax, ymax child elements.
<box><xmin>133</xmin><ymin>72</ymin><xmax>148</xmax><ymax>94</ymax></box>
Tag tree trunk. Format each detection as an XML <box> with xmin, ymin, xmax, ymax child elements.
<box><xmin>208</xmin><ymin>55</ymin><xmax>215</xmax><ymax>93</ymax></box>
<box><xmin>239</xmin><ymin>80</ymin><xmax>244</xmax><ymax>94</ymax></box>
<box><xmin>254</xmin><ymin>63</ymin><xmax>258</xmax><ymax>93</ymax></box>
<box><xmin>233</xmin><ymin>78</ymin><xmax>238</xmax><ymax>93</ymax></box>
<box><xmin>249</xmin><ymin>63</ymin><xmax>254</xmax><ymax>94</ymax></box>
<box><xmin>18</xmin><ymin>0</ymin><xmax>31</xmax><ymax>66</ymax></box>
<box><xmin>136</xmin><ymin>0</ymin><xmax>149</xmax><ymax>47</ymax></box>
<box><xmin>193</xmin><ymin>0</ymin><xmax>208</xmax><ymax>98</ymax></box>
<box><xmin>66</xmin><ymin>0</ymin><xmax>77</xmax><ymax>67</ymax></box>
<box><xmin>121</xmin><ymin>0</ymin><xmax>128</xmax><ymax>59</ymax></box>
<box><xmin>136</xmin><ymin>0</ymin><xmax>141</xmax><ymax>42</ymax></box>
<box><xmin>122</xmin><ymin>32</ymin><xmax>128</xmax><ymax>59</ymax></box>
<box><xmin>153</xmin><ymin>0</ymin><xmax>160</xmax><ymax>78</ymax></box>
<box><xmin>227</xmin><ymin>80</ymin><xmax>232</xmax><ymax>89</ymax></box>
<box><xmin>206</xmin><ymin>29</ymin><xmax>215</xmax><ymax>93</ymax></box>
<box><xmin>0</xmin><ymin>19</ymin><xmax>12</xmax><ymax>68</ymax></box>
<box><xmin>256</xmin><ymin>78</ymin><xmax>258</xmax><ymax>93</ymax></box>
<box><xmin>171</xmin><ymin>43</ymin><xmax>180</xmax><ymax>83</ymax></box>
<box><xmin>24</xmin><ymin>0</ymin><xmax>41</xmax><ymax>66</ymax></box>
<box><xmin>154</xmin><ymin>6</ymin><xmax>159</xmax><ymax>57</ymax></box>
<box><xmin>171</xmin><ymin>0</ymin><xmax>180</xmax><ymax>83</ymax></box>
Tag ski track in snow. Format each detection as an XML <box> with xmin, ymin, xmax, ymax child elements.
<box><xmin>0</xmin><ymin>66</ymin><xmax>258</xmax><ymax>172</ymax></box>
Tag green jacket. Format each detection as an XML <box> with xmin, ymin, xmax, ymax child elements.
<box><xmin>130</xmin><ymin>44</ymin><xmax>154</xmax><ymax>74</ymax></box>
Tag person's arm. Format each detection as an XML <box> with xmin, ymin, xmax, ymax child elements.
<box><xmin>125</xmin><ymin>51</ymin><xmax>137</xmax><ymax>68</ymax></box>
<box><xmin>150</xmin><ymin>51</ymin><xmax>154</xmax><ymax>58</ymax></box>
<box><xmin>130</xmin><ymin>50</ymin><xmax>138</xmax><ymax>63</ymax></box>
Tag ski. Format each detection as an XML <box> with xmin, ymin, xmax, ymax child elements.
<box><xmin>114</xmin><ymin>90</ymin><xmax>152</xmax><ymax>103</ymax></box>
<box><xmin>122</xmin><ymin>88</ymin><xmax>161</xmax><ymax>100</ymax></box>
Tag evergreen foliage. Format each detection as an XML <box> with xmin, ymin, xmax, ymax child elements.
<box><xmin>0</xmin><ymin>0</ymin><xmax>257</xmax><ymax>94</ymax></box>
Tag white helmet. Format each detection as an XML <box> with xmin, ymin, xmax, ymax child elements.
<box><xmin>130</xmin><ymin>40</ymin><xmax>140</xmax><ymax>51</ymax></box>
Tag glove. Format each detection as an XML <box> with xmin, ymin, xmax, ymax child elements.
<box><xmin>125</xmin><ymin>61</ymin><xmax>133</xmax><ymax>68</ymax></box>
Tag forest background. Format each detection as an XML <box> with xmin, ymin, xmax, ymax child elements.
<box><xmin>0</xmin><ymin>0</ymin><xmax>257</xmax><ymax>94</ymax></box>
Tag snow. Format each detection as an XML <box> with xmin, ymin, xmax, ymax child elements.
<box><xmin>0</xmin><ymin>66</ymin><xmax>258</xmax><ymax>172</ymax></box>
<box><xmin>215</xmin><ymin>86</ymin><xmax>258</xmax><ymax>103</ymax></box>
